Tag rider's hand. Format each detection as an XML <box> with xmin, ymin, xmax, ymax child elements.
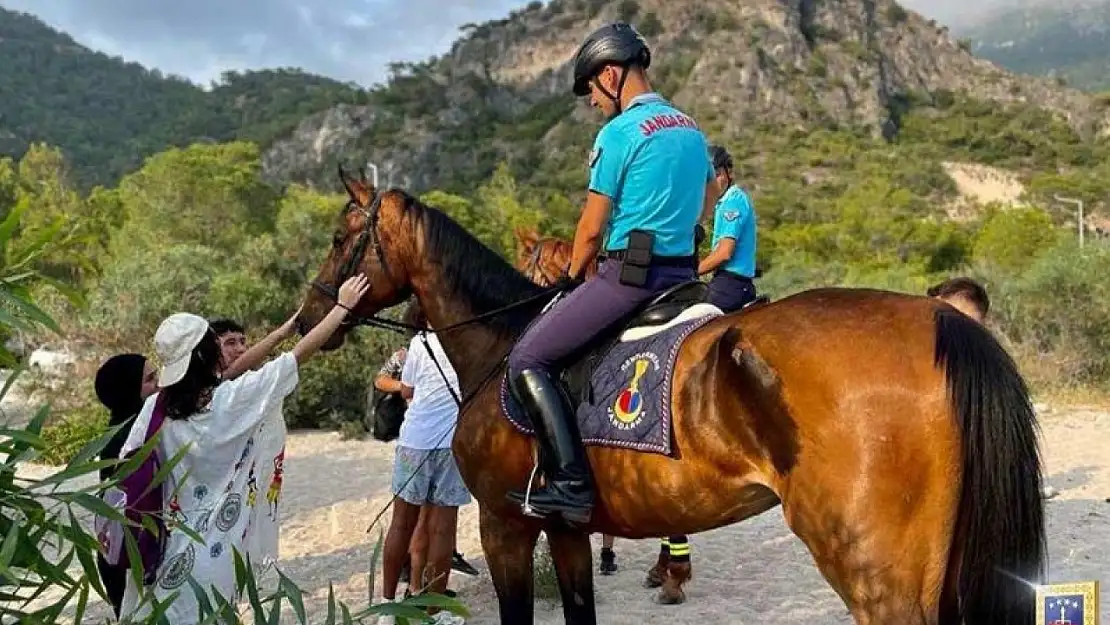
<box><xmin>553</xmin><ymin>274</ymin><xmax>584</xmax><ymax>292</ymax></box>
<box><xmin>337</xmin><ymin>274</ymin><xmax>371</xmax><ymax>311</ymax></box>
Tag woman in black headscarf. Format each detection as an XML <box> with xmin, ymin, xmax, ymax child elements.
<box><xmin>93</xmin><ymin>353</ymin><xmax>158</xmax><ymax>616</ymax></box>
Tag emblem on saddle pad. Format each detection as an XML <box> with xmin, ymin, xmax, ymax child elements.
<box><xmin>608</xmin><ymin>351</ymin><xmax>661</xmax><ymax>430</ymax></box>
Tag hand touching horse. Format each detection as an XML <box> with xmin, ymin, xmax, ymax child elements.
<box><xmin>298</xmin><ymin>173</ymin><xmax>1045</xmax><ymax>625</ymax></box>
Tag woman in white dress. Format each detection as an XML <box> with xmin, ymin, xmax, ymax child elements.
<box><xmin>118</xmin><ymin>274</ymin><xmax>368</xmax><ymax>623</ymax></box>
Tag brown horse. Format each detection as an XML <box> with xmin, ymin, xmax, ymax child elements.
<box><xmin>513</xmin><ymin>227</ymin><xmax>598</xmax><ymax>285</ymax></box>
<box><xmin>298</xmin><ymin>172</ymin><xmax>1046</xmax><ymax>625</ymax></box>
<box><xmin>513</xmin><ymin>226</ymin><xmax>694</xmax><ymax>604</ymax></box>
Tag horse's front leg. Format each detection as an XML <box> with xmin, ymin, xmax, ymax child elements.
<box><xmin>546</xmin><ymin>525</ymin><xmax>598</xmax><ymax>625</ymax></box>
<box><xmin>479</xmin><ymin>505</ymin><xmax>541</xmax><ymax>625</ymax></box>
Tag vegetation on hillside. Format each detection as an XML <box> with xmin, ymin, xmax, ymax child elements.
<box><xmin>2</xmin><ymin>0</ymin><xmax>1108</xmax><ymax>446</ymax></box>
<box><xmin>0</xmin><ymin>8</ymin><xmax>370</xmax><ymax>189</ymax></box>
<box><xmin>1</xmin><ymin>77</ymin><xmax>1105</xmax><ymax>468</ymax></box>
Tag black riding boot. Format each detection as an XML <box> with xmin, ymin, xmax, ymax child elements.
<box><xmin>506</xmin><ymin>369</ymin><xmax>594</xmax><ymax>523</ymax></box>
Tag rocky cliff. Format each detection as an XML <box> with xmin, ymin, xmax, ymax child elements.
<box><xmin>262</xmin><ymin>0</ymin><xmax>1110</xmax><ymax>195</ymax></box>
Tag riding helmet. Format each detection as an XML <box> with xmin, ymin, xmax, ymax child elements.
<box><xmin>571</xmin><ymin>22</ymin><xmax>652</xmax><ymax>96</ymax></box>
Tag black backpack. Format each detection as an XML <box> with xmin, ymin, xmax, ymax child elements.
<box><xmin>366</xmin><ymin>386</ymin><xmax>407</xmax><ymax>442</ymax></box>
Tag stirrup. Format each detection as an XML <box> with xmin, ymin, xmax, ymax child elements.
<box><xmin>519</xmin><ymin>459</ymin><xmax>546</xmax><ymax>519</ymax></box>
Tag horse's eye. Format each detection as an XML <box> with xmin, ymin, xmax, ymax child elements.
<box><xmin>332</xmin><ymin>233</ymin><xmax>345</xmax><ymax>247</ymax></box>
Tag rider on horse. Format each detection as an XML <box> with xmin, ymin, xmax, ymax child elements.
<box><xmin>505</xmin><ymin>22</ymin><xmax>717</xmax><ymax>523</ymax></box>
<box><xmin>698</xmin><ymin>145</ymin><xmax>759</xmax><ymax>312</ymax></box>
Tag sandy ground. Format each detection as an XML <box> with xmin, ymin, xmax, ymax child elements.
<box><xmin>10</xmin><ymin>404</ymin><xmax>1110</xmax><ymax>624</ymax></box>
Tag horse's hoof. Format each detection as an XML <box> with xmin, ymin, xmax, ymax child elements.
<box><xmin>654</xmin><ymin>589</ymin><xmax>686</xmax><ymax>605</ymax></box>
<box><xmin>643</xmin><ymin>571</ymin><xmax>664</xmax><ymax>588</ymax></box>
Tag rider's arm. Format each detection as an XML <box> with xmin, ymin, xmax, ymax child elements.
<box><xmin>569</xmin><ymin>192</ymin><xmax>611</xmax><ymax>278</ymax></box>
<box><xmin>697</xmin><ymin>238</ymin><xmax>736</xmax><ymax>275</ymax></box>
<box><xmin>574</xmin><ymin>125</ymin><xmax>625</xmax><ymax>278</ymax></box>
<box><xmin>698</xmin><ymin>193</ymin><xmax>743</xmax><ymax>275</ymax></box>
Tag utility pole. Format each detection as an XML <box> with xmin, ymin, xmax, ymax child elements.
<box><xmin>1054</xmin><ymin>195</ymin><xmax>1085</xmax><ymax>248</ymax></box>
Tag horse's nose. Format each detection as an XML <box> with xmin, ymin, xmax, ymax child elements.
<box><xmin>294</xmin><ymin>317</ymin><xmax>307</xmax><ymax>336</ymax></box>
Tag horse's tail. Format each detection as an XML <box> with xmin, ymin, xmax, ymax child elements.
<box><xmin>933</xmin><ymin>308</ymin><xmax>1046</xmax><ymax>625</ymax></box>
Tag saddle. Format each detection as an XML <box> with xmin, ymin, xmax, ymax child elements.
<box><xmin>559</xmin><ymin>281</ymin><xmax>769</xmax><ymax>404</ymax></box>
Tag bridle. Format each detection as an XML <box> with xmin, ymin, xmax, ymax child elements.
<box><xmin>309</xmin><ymin>191</ymin><xmax>566</xmax><ymax>337</ymax></box>
<box><xmin>308</xmin><ymin>192</ymin><xmax>578</xmax><ymax>535</ymax></box>
<box><xmin>311</xmin><ymin>192</ymin><xmax>390</xmax><ymax>327</ymax></box>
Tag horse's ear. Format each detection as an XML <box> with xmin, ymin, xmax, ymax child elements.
<box><xmin>338</xmin><ymin>163</ymin><xmax>357</xmax><ymax>200</ymax></box>
<box><xmin>338</xmin><ymin>163</ymin><xmax>366</xmax><ymax>202</ymax></box>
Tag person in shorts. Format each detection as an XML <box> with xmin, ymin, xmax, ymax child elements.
<box><xmin>379</xmin><ymin>302</ymin><xmax>470</xmax><ymax>625</ymax></box>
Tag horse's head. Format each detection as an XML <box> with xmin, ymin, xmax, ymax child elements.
<box><xmin>512</xmin><ymin>228</ymin><xmax>588</xmax><ymax>288</ymax></box>
<box><xmin>296</xmin><ymin>165</ymin><xmax>411</xmax><ymax>349</ymax></box>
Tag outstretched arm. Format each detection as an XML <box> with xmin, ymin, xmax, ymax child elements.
<box><xmin>221</xmin><ymin>308</ymin><xmax>301</xmax><ymax>381</ymax></box>
<box><xmin>292</xmin><ymin>275</ymin><xmax>371</xmax><ymax>365</ymax></box>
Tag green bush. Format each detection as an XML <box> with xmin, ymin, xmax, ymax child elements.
<box><xmin>39</xmin><ymin>404</ymin><xmax>109</xmax><ymax>465</ymax></box>
<box><xmin>972</xmin><ymin>206</ymin><xmax>1062</xmax><ymax>275</ymax></box>
<box><xmin>984</xmin><ymin>241</ymin><xmax>1110</xmax><ymax>387</ymax></box>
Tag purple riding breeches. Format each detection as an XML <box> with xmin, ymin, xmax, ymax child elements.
<box><xmin>507</xmin><ymin>260</ymin><xmax>695</xmax><ymax>378</ymax></box>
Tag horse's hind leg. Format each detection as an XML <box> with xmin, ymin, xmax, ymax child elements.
<box><xmin>779</xmin><ymin>453</ymin><xmax>956</xmax><ymax>624</ymax></box>
<box><xmin>545</xmin><ymin>525</ymin><xmax>598</xmax><ymax>625</ymax></box>
<box><xmin>480</xmin><ymin>506</ymin><xmax>541</xmax><ymax>625</ymax></box>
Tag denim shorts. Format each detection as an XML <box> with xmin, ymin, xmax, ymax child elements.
<box><xmin>391</xmin><ymin>446</ymin><xmax>472</xmax><ymax>507</ymax></box>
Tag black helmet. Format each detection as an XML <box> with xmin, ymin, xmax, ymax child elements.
<box><xmin>572</xmin><ymin>22</ymin><xmax>651</xmax><ymax>96</ymax></box>
<box><xmin>710</xmin><ymin>145</ymin><xmax>733</xmax><ymax>171</ymax></box>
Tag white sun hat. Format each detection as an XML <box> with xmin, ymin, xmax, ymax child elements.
<box><xmin>154</xmin><ymin>312</ymin><xmax>211</xmax><ymax>387</ymax></box>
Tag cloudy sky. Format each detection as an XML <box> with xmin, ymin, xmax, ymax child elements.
<box><xmin>0</xmin><ymin>0</ymin><xmax>1009</xmax><ymax>88</ymax></box>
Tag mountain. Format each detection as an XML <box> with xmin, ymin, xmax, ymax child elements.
<box><xmin>261</xmin><ymin>0</ymin><xmax>1110</xmax><ymax>197</ymax></box>
<box><xmin>960</xmin><ymin>0</ymin><xmax>1110</xmax><ymax>92</ymax></box>
<box><xmin>0</xmin><ymin>7</ymin><xmax>371</xmax><ymax>188</ymax></box>
<box><xmin>4</xmin><ymin>0</ymin><xmax>1109</xmax><ymax>198</ymax></box>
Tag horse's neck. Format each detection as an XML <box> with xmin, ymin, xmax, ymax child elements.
<box><xmin>414</xmin><ymin>284</ymin><xmax>523</xmax><ymax>400</ymax></box>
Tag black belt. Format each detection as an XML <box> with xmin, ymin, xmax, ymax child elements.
<box><xmin>600</xmin><ymin>250</ymin><xmax>696</xmax><ymax>268</ymax></box>
<box><xmin>715</xmin><ymin>269</ymin><xmax>754</xmax><ymax>282</ymax></box>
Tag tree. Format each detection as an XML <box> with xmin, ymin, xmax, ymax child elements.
<box><xmin>112</xmin><ymin>142</ymin><xmax>279</xmax><ymax>256</ymax></box>
<box><xmin>972</xmin><ymin>206</ymin><xmax>1062</xmax><ymax>274</ymax></box>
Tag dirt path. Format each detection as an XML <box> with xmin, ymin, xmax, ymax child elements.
<box><xmin>14</xmin><ymin>406</ymin><xmax>1110</xmax><ymax>623</ymax></box>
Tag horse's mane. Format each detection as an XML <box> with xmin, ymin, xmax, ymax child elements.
<box><xmin>393</xmin><ymin>190</ymin><xmax>547</xmax><ymax>334</ymax></box>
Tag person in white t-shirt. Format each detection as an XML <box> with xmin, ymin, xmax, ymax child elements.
<box><xmin>379</xmin><ymin>302</ymin><xmax>470</xmax><ymax>625</ymax></box>
<box><xmin>117</xmin><ymin>274</ymin><xmax>369</xmax><ymax>624</ymax></box>
<box><xmin>209</xmin><ymin>317</ymin><xmax>288</xmax><ymax>586</ymax></box>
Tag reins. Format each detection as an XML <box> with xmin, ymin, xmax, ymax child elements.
<box><xmin>309</xmin><ymin>189</ymin><xmax>568</xmax><ymax>533</ymax></box>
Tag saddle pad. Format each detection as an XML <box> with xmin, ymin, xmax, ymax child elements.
<box><xmin>499</xmin><ymin>312</ymin><xmax>719</xmax><ymax>456</ymax></box>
